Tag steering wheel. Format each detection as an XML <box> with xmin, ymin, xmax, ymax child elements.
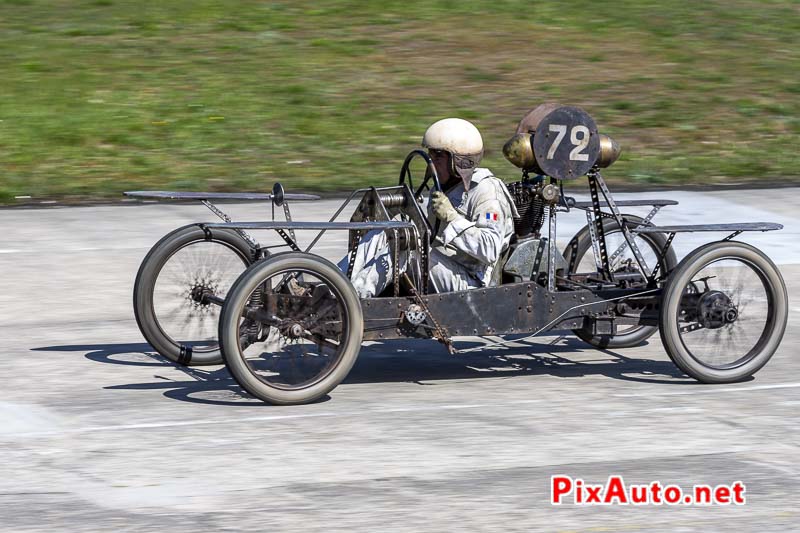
<box><xmin>398</xmin><ymin>149</ymin><xmax>444</xmax><ymax>239</ymax></box>
<box><xmin>398</xmin><ymin>149</ymin><xmax>442</xmax><ymax>199</ymax></box>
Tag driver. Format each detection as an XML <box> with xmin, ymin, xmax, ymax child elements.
<box><xmin>339</xmin><ymin>118</ymin><xmax>518</xmax><ymax>297</ymax></box>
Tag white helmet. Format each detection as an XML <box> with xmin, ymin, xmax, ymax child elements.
<box><xmin>422</xmin><ymin>118</ymin><xmax>484</xmax><ymax>188</ymax></box>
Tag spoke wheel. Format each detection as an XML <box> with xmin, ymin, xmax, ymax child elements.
<box><xmin>564</xmin><ymin>215</ymin><xmax>677</xmax><ymax>348</ymax></box>
<box><xmin>660</xmin><ymin>241</ymin><xmax>787</xmax><ymax>383</ymax></box>
<box><xmin>219</xmin><ymin>252</ymin><xmax>363</xmax><ymax>405</ymax></box>
<box><xmin>133</xmin><ymin>224</ymin><xmax>254</xmax><ymax>365</ymax></box>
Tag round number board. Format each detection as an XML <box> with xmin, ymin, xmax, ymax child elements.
<box><xmin>532</xmin><ymin>106</ymin><xmax>600</xmax><ymax>180</ymax></box>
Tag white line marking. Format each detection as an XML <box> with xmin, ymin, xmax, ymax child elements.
<box><xmin>8</xmin><ymin>399</ymin><xmax>545</xmax><ymax>438</ymax></box>
<box><xmin>614</xmin><ymin>382</ymin><xmax>800</xmax><ymax>398</ymax></box>
<box><xmin>739</xmin><ymin>459</ymin><xmax>799</xmax><ymax>477</ymax></box>
<box><xmin>7</xmin><ymin>381</ymin><xmax>800</xmax><ymax>438</ymax></box>
<box><xmin>642</xmin><ymin>406</ymin><xmax>706</xmax><ymax>413</ymax></box>
<box><xmin>0</xmin><ymin>246</ymin><xmax>152</xmax><ymax>255</ymax></box>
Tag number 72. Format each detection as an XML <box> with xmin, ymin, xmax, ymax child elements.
<box><xmin>547</xmin><ymin>124</ymin><xmax>590</xmax><ymax>161</ymax></box>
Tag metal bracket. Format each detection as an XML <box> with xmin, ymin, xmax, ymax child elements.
<box><xmin>531</xmin><ymin>238</ymin><xmax>547</xmax><ymax>281</ymax></box>
<box><xmin>650</xmin><ymin>232</ymin><xmax>676</xmax><ymax>280</ymax></box>
<box><xmin>420</xmin><ymin>231</ymin><xmax>430</xmax><ymax>295</ymax></box>
<box><xmin>607</xmin><ymin>205</ymin><xmax>663</xmax><ymax>264</ymax></box>
<box><xmin>723</xmin><ymin>230</ymin><xmax>743</xmax><ymax>241</ymax></box>
<box><xmin>585</xmin><ymin>207</ymin><xmax>606</xmax><ymax>277</ymax></box>
<box><xmin>547</xmin><ymin>205</ymin><xmax>557</xmax><ymax>292</ymax></box>
<box><xmin>275</xmin><ymin>228</ymin><xmax>300</xmax><ymax>251</ymax></box>
<box><xmin>392</xmin><ymin>229</ymin><xmax>400</xmax><ymax>297</ymax></box>
<box><xmin>640</xmin><ymin>204</ymin><xmax>663</xmax><ymax>226</ymax></box>
<box><xmin>201</xmin><ymin>200</ymin><xmax>260</xmax><ymax>250</ymax></box>
<box><xmin>589</xmin><ymin>169</ymin><xmax>651</xmax><ymax>279</ymax></box>
<box><xmin>608</xmin><ymin>239</ymin><xmax>628</xmax><ymax>265</ymax></box>
<box><xmin>587</xmin><ymin>175</ymin><xmax>613</xmax><ymax>281</ymax></box>
<box><xmin>282</xmin><ymin>201</ymin><xmax>296</xmax><ymax>242</ymax></box>
<box><xmin>346</xmin><ymin>230</ymin><xmax>363</xmax><ymax>278</ymax></box>
<box><xmin>564</xmin><ymin>237</ymin><xmax>580</xmax><ymax>276</ymax></box>
<box><xmin>679</xmin><ymin>322</ymin><xmax>704</xmax><ymax>334</ymax></box>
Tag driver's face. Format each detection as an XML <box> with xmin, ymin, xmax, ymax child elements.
<box><xmin>428</xmin><ymin>149</ymin><xmax>456</xmax><ymax>186</ymax></box>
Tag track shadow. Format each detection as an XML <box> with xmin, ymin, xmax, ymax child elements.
<box><xmin>31</xmin><ymin>342</ymin><xmax>263</xmax><ymax>406</ymax></box>
<box><xmin>346</xmin><ymin>336</ymin><xmax>693</xmax><ymax>386</ymax></box>
<box><xmin>32</xmin><ymin>335</ymin><xmax>703</xmax><ymax>407</ymax></box>
<box><xmin>33</xmin><ymin>342</ymin><xmax>172</xmax><ymax>367</ymax></box>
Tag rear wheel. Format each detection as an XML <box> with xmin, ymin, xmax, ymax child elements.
<box><xmin>659</xmin><ymin>241</ymin><xmax>787</xmax><ymax>383</ymax></box>
<box><xmin>133</xmin><ymin>224</ymin><xmax>255</xmax><ymax>365</ymax></box>
<box><xmin>564</xmin><ymin>215</ymin><xmax>677</xmax><ymax>348</ymax></box>
<box><xmin>219</xmin><ymin>252</ymin><xmax>364</xmax><ymax>405</ymax></box>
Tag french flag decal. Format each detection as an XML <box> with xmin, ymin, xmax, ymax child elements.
<box><xmin>485</xmin><ymin>212</ymin><xmax>498</xmax><ymax>221</ymax></box>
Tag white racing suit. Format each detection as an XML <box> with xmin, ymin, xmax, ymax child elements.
<box><xmin>338</xmin><ymin>168</ymin><xmax>518</xmax><ymax>297</ymax></box>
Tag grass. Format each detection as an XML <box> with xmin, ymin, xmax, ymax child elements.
<box><xmin>1</xmin><ymin>0</ymin><xmax>799</xmax><ymax>203</ymax></box>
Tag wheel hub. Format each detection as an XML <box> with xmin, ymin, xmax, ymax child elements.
<box><xmin>696</xmin><ymin>290</ymin><xmax>737</xmax><ymax>329</ymax></box>
<box><xmin>189</xmin><ymin>280</ymin><xmax>218</xmax><ymax>307</ymax></box>
<box><xmin>278</xmin><ymin>321</ymin><xmax>306</xmax><ymax>339</ymax></box>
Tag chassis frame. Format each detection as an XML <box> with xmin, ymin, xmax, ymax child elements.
<box><xmin>164</xmin><ymin>161</ymin><xmax>780</xmax><ymax>355</ymax></box>
<box><xmin>127</xmin><ymin>104</ymin><xmax>788</xmax><ymax>404</ymax></box>
<box><xmin>128</xmin><ymin>116</ymin><xmax>787</xmax><ymax>403</ymax></box>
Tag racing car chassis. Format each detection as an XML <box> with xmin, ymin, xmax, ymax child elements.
<box><xmin>128</xmin><ymin>105</ymin><xmax>788</xmax><ymax>405</ymax></box>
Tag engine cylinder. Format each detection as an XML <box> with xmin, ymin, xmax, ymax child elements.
<box><xmin>508</xmin><ymin>180</ymin><xmax>546</xmax><ymax>238</ymax></box>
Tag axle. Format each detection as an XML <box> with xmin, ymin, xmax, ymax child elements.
<box><xmin>190</xmin><ymin>286</ymin><xmax>225</xmax><ymax>307</ymax></box>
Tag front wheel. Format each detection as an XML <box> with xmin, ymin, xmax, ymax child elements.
<box><xmin>219</xmin><ymin>252</ymin><xmax>364</xmax><ymax>405</ymax></box>
<box><xmin>659</xmin><ymin>241</ymin><xmax>787</xmax><ymax>383</ymax></box>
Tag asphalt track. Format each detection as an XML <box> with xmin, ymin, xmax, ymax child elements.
<box><xmin>1</xmin><ymin>187</ymin><xmax>798</xmax><ymax>531</ymax></box>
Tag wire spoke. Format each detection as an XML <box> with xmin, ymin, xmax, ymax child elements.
<box><xmin>239</xmin><ymin>268</ymin><xmax>346</xmax><ymax>390</ymax></box>
<box><xmin>152</xmin><ymin>240</ymin><xmax>248</xmax><ymax>351</ymax></box>
<box><xmin>677</xmin><ymin>257</ymin><xmax>769</xmax><ymax>368</ymax></box>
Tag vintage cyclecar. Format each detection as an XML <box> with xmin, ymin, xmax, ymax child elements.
<box><xmin>128</xmin><ymin>104</ymin><xmax>788</xmax><ymax>405</ymax></box>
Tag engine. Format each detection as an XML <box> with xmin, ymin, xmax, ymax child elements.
<box><xmin>507</xmin><ymin>177</ymin><xmax>559</xmax><ymax>239</ymax></box>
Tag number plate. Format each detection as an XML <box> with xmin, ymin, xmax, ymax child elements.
<box><xmin>532</xmin><ymin>106</ymin><xmax>600</xmax><ymax>180</ymax></box>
